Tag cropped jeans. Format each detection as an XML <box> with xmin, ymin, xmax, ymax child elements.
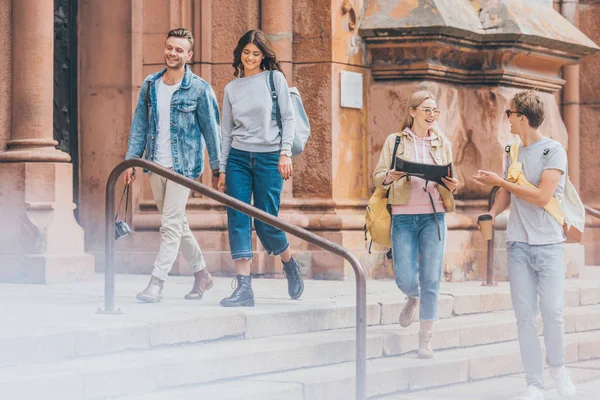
<box><xmin>391</xmin><ymin>213</ymin><xmax>446</xmax><ymax>321</ymax></box>
<box><xmin>225</xmin><ymin>148</ymin><xmax>289</xmax><ymax>260</ymax></box>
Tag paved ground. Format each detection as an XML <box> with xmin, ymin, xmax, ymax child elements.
<box><xmin>0</xmin><ymin>273</ymin><xmax>511</xmax><ymax>335</ymax></box>
<box><xmin>3</xmin><ymin>271</ymin><xmax>599</xmax><ymax>337</ymax></box>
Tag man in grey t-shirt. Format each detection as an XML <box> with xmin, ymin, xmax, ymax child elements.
<box><xmin>473</xmin><ymin>90</ymin><xmax>575</xmax><ymax>400</ymax></box>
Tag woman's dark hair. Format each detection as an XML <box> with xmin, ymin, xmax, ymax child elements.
<box><xmin>232</xmin><ymin>30</ymin><xmax>283</xmax><ymax>77</ymax></box>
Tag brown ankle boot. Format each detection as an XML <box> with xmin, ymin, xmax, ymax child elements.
<box><xmin>136</xmin><ymin>276</ymin><xmax>164</xmax><ymax>303</ymax></box>
<box><xmin>184</xmin><ymin>270</ymin><xmax>214</xmax><ymax>300</ymax></box>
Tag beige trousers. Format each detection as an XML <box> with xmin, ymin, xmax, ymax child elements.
<box><xmin>150</xmin><ymin>173</ymin><xmax>205</xmax><ymax>281</ymax></box>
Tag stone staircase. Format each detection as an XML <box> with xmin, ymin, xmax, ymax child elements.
<box><xmin>1</xmin><ymin>273</ymin><xmax>600</xmax><ymax>400</ymax></box>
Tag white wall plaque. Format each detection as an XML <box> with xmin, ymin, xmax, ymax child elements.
<box><xmin>340</xmin><ymin>71</ymin><xmax>363</xmax><ymax>109</ymax></box>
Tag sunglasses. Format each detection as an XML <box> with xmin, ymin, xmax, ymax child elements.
<box><xmin>505</xmin><ymin>110</ymin><xmax>522</xmax><ymax>118</ymax></box>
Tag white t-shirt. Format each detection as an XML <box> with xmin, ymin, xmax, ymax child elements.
<box><xmin>154</xmin><ymin>78</ymin><xmax>181</xmax><ymax>168</ymax></box>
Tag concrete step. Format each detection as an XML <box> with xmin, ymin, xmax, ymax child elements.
<box><xmin>2</xmin><ymin>277</ymin><xmax>598</xmax><ymax>368</ymax></box>
<box><xmin>228</xmin><ymin>331</ymin><xmax>600</xmax><ymax>400</ymax></box>
<box><xmin>111</xmin><ymin>331</ymin><xmax>600</xmax><ymax>400</ymax></box>
<box><xmin>379</xmin><ymin>359</ymin><xmax>600</xmax><ymax>399</ymax></box>
<box><xmin>116</xmin><ymin>380</ymin><xmax>305</xmax><ymax>400</ymax></box>
<box><xmin>2</xmin><ymin>305</ymin><xmax>600</xmax><ymax>400</ymax></box>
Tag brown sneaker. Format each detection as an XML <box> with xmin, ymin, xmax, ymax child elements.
<box><xmin>418</xmin><ymin>330</ymin><xmax>434</xmax><ymax>359</ymax></box>
<box><xmin>184</xmin><ymin>269</ymin><xmax>214</xmax><ymax>300</ymax></box>
<box><xmin>136</xmin><ymin>276</ymin><xmax>164</xmax><ymax>303</ymax></box>
<box><xmin>399</xmin><ymin>296</ymin><xmax>419</xmax><ymax>327</ymax></box>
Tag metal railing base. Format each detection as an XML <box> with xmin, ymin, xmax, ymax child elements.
<box><xmin>96</xmin><ymin>308</ymin><xmax>123</xmax><ymax>315</ymax></box>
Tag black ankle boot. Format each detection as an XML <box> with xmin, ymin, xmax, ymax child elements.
<box><xmin>283</xmin><ymin>257</ymin><xmax>304</xmax><ymax>300</ymax></box>
<box><xmin>220</xmin><ymin>275</ymin><xmax>255</xmax><ymax>307</ymax></box>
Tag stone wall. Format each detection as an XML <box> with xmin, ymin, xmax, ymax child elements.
<box><xmin>579</xmin><ymin>0</ymin><xmax>600</xmax><ymax>264</ymax></box>
<box><xmin>78</xmin><ymin>0</ymin><xmax>136</xmax><ymax>268</ymax></box>
<box><xmin>53</xmin><ymin>0</ymin><xmax>600</xmax><ymax>280</ymax></box>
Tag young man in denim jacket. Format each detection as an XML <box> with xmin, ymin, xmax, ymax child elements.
<box><xmin>474</xmin><ymin>90</ymin><xmax>575</xmax><ymax>400</ymax></box>
<box><xmin>124</xmin><ymin>28</ymin><xmax>221</xmax><ymax>303</ymax></box>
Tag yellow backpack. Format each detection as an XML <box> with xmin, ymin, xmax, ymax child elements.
<box><xmin>365</xmin><ymin>135</ymin><xmax>401</xmax><ymax>251</ymax></box>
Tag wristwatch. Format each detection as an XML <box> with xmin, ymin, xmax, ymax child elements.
<box><xmin>281</xmin><ymin>149</ymin><xmax>292</xmax><ymax>157</ymax></box>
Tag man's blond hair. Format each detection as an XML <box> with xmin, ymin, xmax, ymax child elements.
<box><xmin>512</xmin><ymin>90</ymin><xmax>546</xmax><ymax>129</ymax></box>
<box><xmin>167</xmin><ymin>28</ymin><xmax>194</xmax><ymax>51</ymax></box>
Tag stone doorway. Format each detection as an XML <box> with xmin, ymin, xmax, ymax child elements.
<box><xmin>53</xmin><ymin>0</ymin><xmax>79</xmax><ymax>213</ymax></box>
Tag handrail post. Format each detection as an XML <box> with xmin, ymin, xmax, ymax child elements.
<box><xmin>102</xmin><ymin>159</ymin><xmax>367</xmax><ymax>398</ymax></box>
<box><xmin>351</xmin><ymin>256</ymin><xmax>367</xmax><ymax>400</ymax></box>
<box><xmin>483</xmin><ymin>186</ymin><xmax>500</xmax><ymax>287</ymax></box>
<box><xmin>98</xmin><ymin>164</ymin><xmax>126</xmax><ymax>314</ymax></box>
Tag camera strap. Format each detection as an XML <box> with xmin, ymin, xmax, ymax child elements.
<box><xmin>115</xmin><ymin>184</ymin><xmax>130</xmax><ymax>222</ymax></box>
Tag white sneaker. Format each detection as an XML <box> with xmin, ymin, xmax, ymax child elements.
<box><xmin>513</xmin><ymin>385</ymin><xmax>544</xmax><ymax>400</ymax></box>
<box><xmin>550</xmin><ymin>366</ymin><xmax>576</xmax><ymax>398</ymax></box>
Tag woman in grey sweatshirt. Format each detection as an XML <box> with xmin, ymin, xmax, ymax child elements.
<box><xmin>217</xmin><ymin>30</ymin><xmax>304</xmax><ymax>307</ymax></box>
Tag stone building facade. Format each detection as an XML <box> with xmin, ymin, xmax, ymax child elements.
<box><xmin>0</xmin><ymin>0</ymin><xmax>598</xmax><ymax>283</ymax></box>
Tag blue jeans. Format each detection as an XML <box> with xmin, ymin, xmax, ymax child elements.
<box><xmin>507</xmin><ymin>241</ymin><xmax>565</xmax><ymax>389</ymax></box>
<box><xmin>391</xmin><ymin>213</ymin><xmax>446</xmax><ymax>321</ymax></box>
<box><xmin>225</xmin><ymin>148</ymin><xmax>289</xmax><ymax>260</ymax></box>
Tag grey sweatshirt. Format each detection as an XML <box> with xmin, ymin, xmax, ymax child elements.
<box><xmin>219</xmin><ymin>70</ymin><xmax>296</xmax><ymax>172</ymax></box>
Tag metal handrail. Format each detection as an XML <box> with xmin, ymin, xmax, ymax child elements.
<box><xmin>483</xmin><ymin>186</ymin><xmax>501</xmax><ymax>286</ymax></box>
<box><xmin>103</xmin><ymin>159</ymin><xmax>368</xmax><ymax>400</ymax></box>
<box><xmin>585</xmin><ymin>205</ymin><xmax>600</xmax><ymax>220</ymax></box>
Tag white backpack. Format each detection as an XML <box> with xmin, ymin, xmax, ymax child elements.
<box><xmin>558</xmin><ymin>179</ymin><xmax>586</xmax><ymax>242</ymax></box>
<box><xmin>268</xmin><ymin>71</ymin><xmax>311</xmax><ymax>157</ymax></box>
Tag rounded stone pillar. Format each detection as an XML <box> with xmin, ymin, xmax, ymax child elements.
<box><xmin>0</xmin><ymin>0</ymin><xmax>69</xmax><ymax>162</ymax></box>
<box><xmin>261</xmin><ymin>0</ymin><xmax>293</xmax><ymax>82</ymax></box>
<box><xmin>562</xmin><ymin>0</ymin><xmax>581</xmax><ymax>190</ymax></box>
<box><xmin>0</xmin><ymin>0</ymin><xmax>93</xmax><ymax>283</ymax></box>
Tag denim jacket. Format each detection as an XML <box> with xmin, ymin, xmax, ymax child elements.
<box><xmin>125</xmin><ymin>65</ymin><xmax>221</xmax><ymax>179</ymax></box>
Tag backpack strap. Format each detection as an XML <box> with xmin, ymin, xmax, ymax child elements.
<box><xmin>144</xmin><ymin>80</ymin><xmax>152</xmax><ymax>114</ymax></box>
<box><xmin>390</xmin><ymin>135</ymin><xmax>402</xmax><ymax>170</ymax></box>
<box><xmin>510</xmin><ymin>142</ymin><xmax>520</xmax><ymax>164</ymax></box>
<box><xmin>268</xmin><ymin>71</ymin><xmax>283</xmax><ymax>132</ymax></box>
<box><xmin>386</xmin><ymin>135</ymin><xmax>402</xmax><ymax>199</ymax></box>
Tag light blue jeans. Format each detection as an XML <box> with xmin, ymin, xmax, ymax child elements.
<box><xmin>391</xmin><ymin>213</ymin><xmax>446</xmax><ymax>321</ymax></box>
<box><xmin>507</xmin><ymin>241</ymin><xmax>565</xmax><ymax>389</ymax></box>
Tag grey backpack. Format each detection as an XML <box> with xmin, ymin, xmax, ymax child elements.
<box><xmin>268</xmin><ymin>71</ymin><xmax>311</xmax><ymax>157</ymax></box>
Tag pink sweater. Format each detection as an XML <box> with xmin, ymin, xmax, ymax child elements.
<box><xmin>387</xmin><ymin>128</ymin><xmax>445</xmax><ymax>215</ymax></box>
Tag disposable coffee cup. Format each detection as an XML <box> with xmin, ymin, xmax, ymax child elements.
<box><xmin>478</xmin><ymin>214</ymin><xmax>493</xmax><ymax>241</ymax></box>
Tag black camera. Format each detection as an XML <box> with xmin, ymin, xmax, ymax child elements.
<box><xmin>115</xmin><ymin>183</ymin><xmax>132</xmax><ymax>241</ymax></box>
<box><xmin>115</xmin><ymin>220</ymin><xmax>132</xmax><ymax>240</ymax></box>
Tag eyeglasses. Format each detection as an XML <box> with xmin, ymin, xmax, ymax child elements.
<box><xmin>505</xmin><ymin>110</ymin><xmax>522</xmax><ymax>118</ymax></box>
<box><xmin>418</xmin><ymin>108</ymin><xmax>441</xmax><ymax>118</ymax></box>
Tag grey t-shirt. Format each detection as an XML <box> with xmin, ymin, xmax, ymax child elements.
<box><xmin>506</xmin><ymin>137</ymin><xmax>567</xmax><ymax>245</ymax></box>
<box><xmin>220</xmin><ymin>70</ymin><xmax>296</xmax><ymax>172</ymax></box>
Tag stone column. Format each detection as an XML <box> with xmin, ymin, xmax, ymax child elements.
<box><xmin>0</xmin><ymin>0</ymin><xmax>93</xmax><ymax>283</ymax></box>
<box><xmin>0</xmin><ymin>0</ymin><xmax>69</xmax><ymax>162</ymax></box>
<box><xmin>261</xmin><ymin>0</ymin><xmax>293</xmax><ymax>82</ymax></box>
<box><xmin>562</xmin><ymin>0</ymin><xmax>581</xmax><ymax>190</ymax></box>
<box><xmin>561</xmin><ymin>0</ymin><xmax>585</xmax><ymax>277</ymax></box>
<box><xmin>259</xmin><ymin>0</ymin><xmax>294</xmax><ymax>275</ymax></box>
